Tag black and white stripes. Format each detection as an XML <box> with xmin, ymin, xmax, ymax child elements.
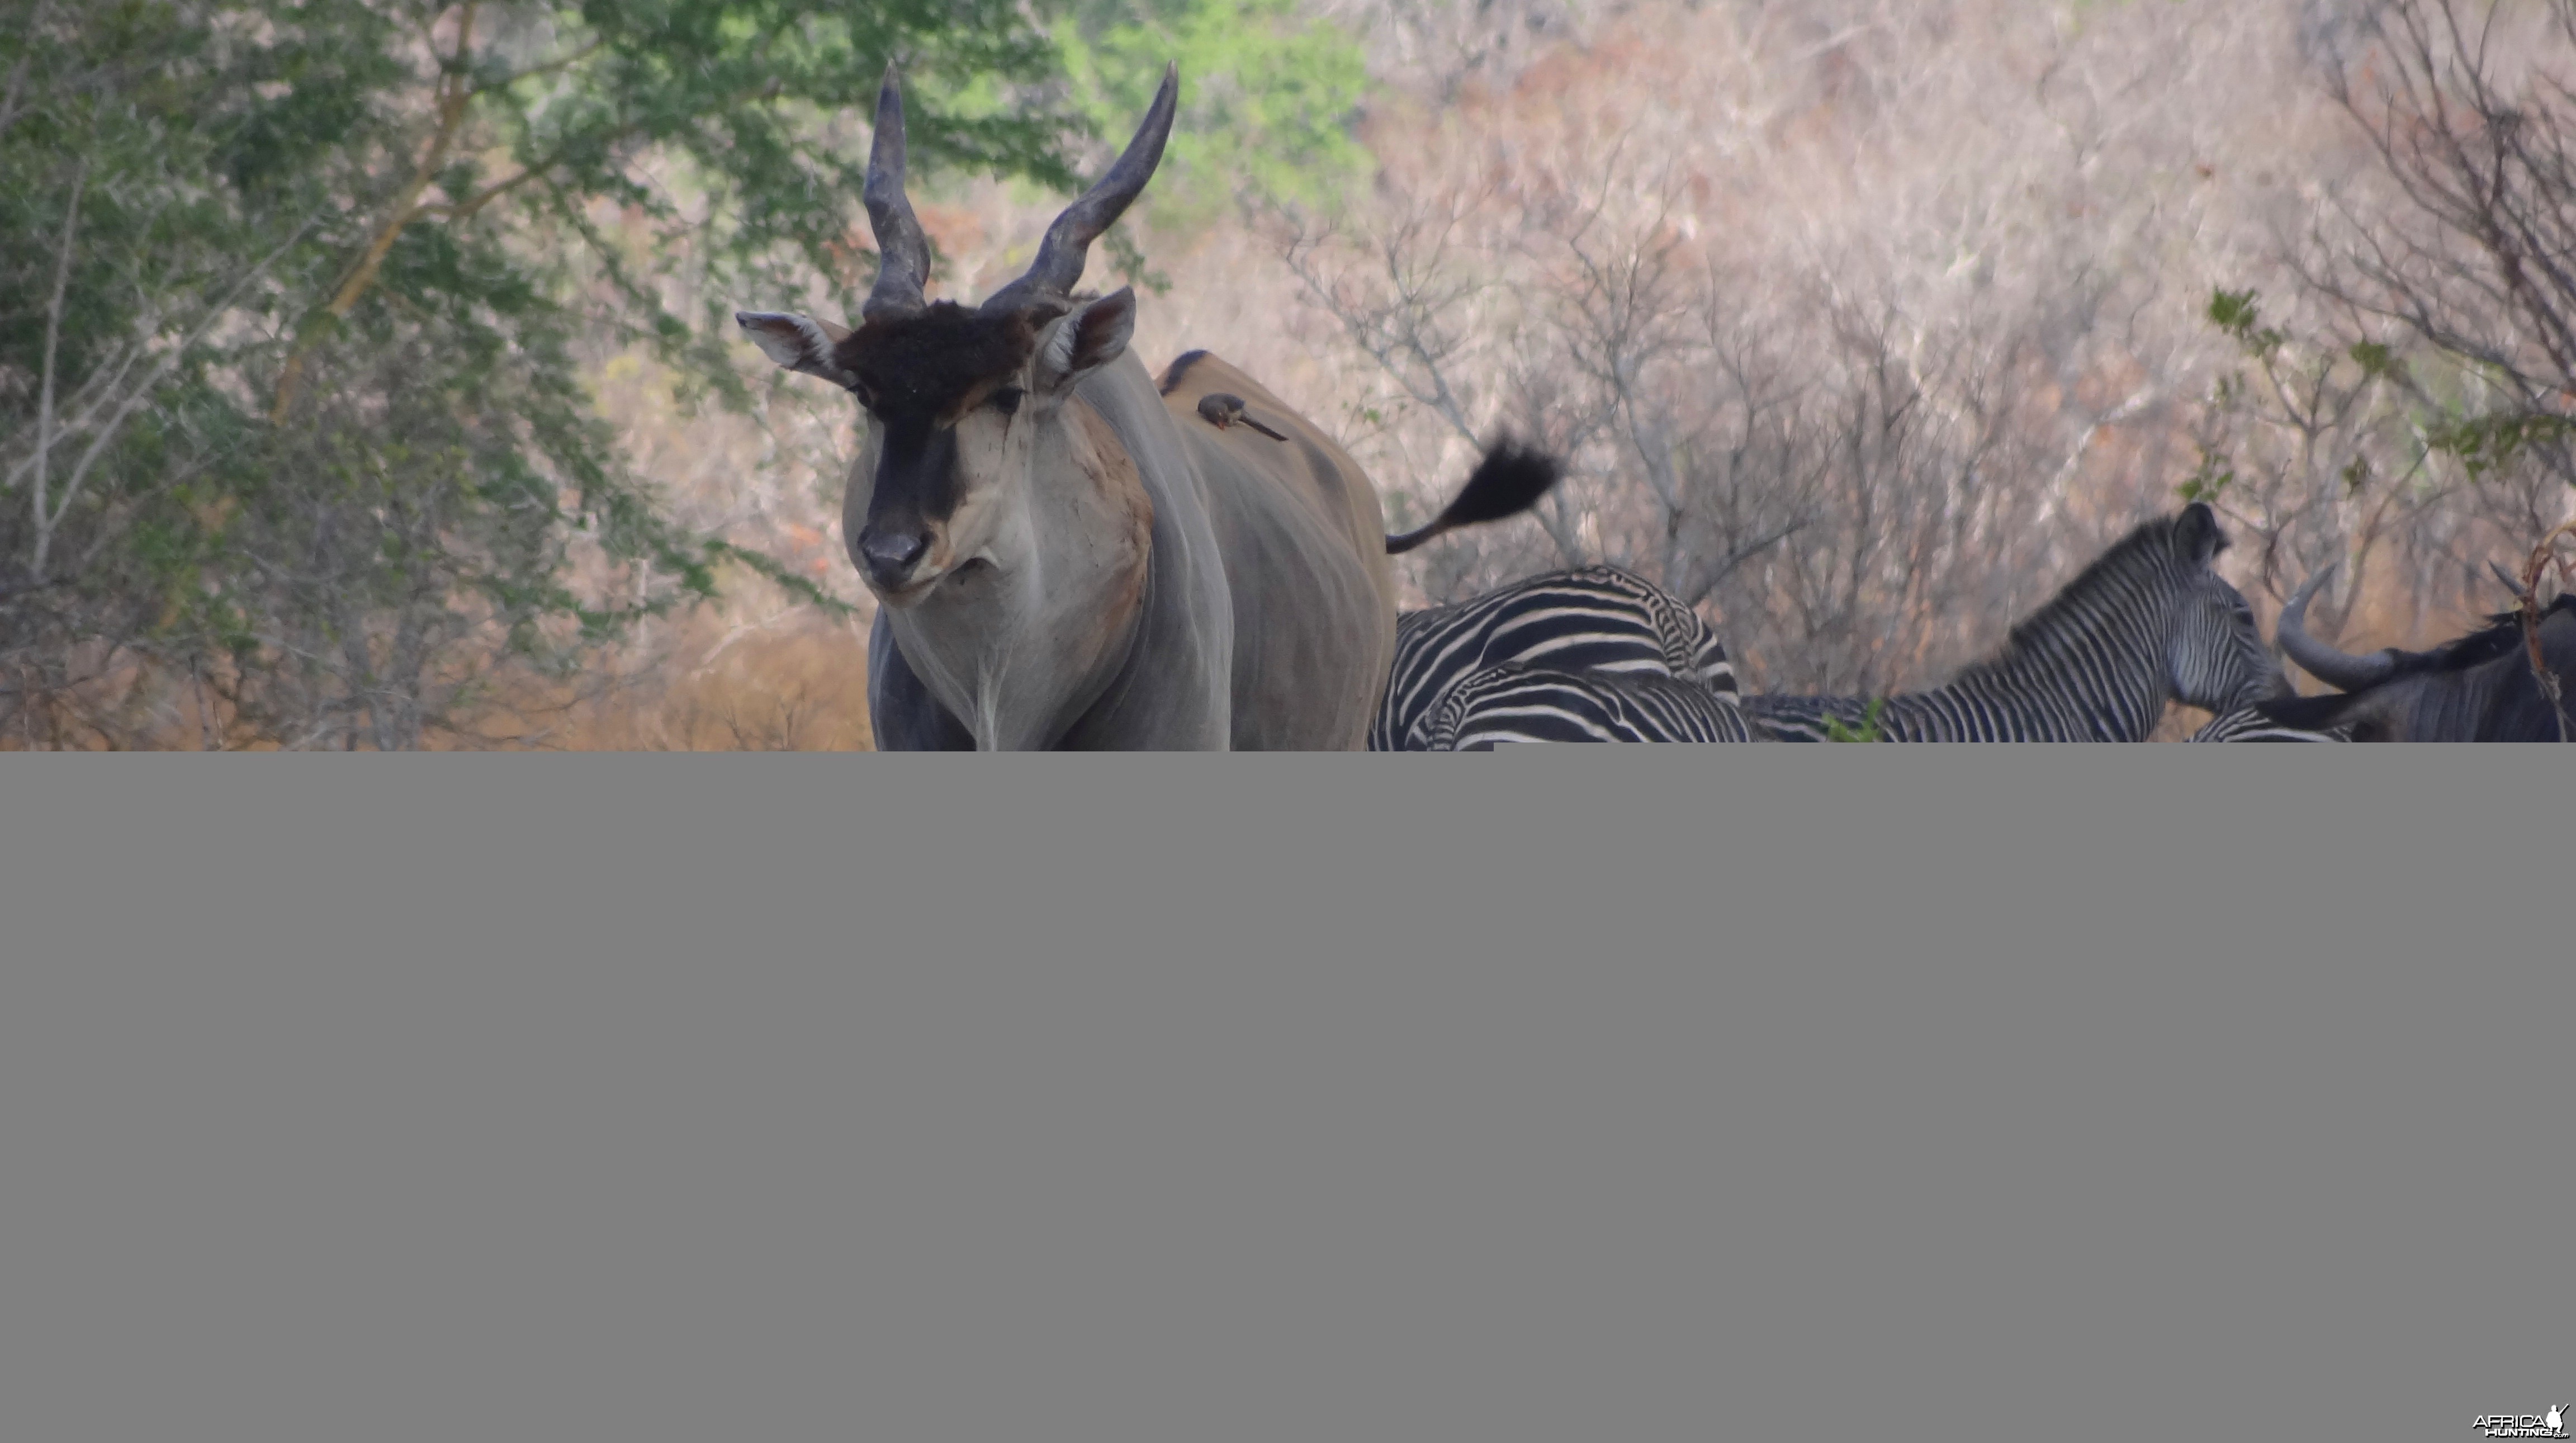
<box><xmin>1423</xmin><ymin>664</ymin><xmax>1760</xmax><ymax>749</ymax></box>
<box><xmin>1375</xmin><ymin>504</ymin><xmax>2345</xmax><ymax>749</ymax></box>
<box><xmin>1372</xmin><ymin>565</ymin><xmax>1738</xmax><ymax>750</ymax></box>
<box><xmin>1737</xmin><ymin>505</ymin><xmax>2284</xmax><ymax>742</ymax></box>
<box><xmin>2185</xmin><ymin>707</ymin><xmax>2351</xmax><ymax>743</ymax></box>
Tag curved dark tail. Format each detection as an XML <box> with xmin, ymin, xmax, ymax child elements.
<box><xmin>1385</xmin><ymin>438</ymin><xmax>1563</xmax><ymax>556</ymax></box>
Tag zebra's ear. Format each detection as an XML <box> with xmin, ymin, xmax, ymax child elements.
<box><xmin>2175</xmin><ymin>501</ymin><xmax>2226</xmax><ymax>562</ymax></box>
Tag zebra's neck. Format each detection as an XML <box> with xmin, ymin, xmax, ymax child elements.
<box><xmin>1919</xmin><ymin>544</ymin><xmax>2186</xmax><ymax>739</ymax></box>
<box><xmin>1741</xmin><ymin>688</ymin><xmax>2151</xmax><ymax>742</ymax></box>
<box><xmin>1750</xmin><ymin>525</ymin><xmax>2198</xmax><ymax>741</ymax></box>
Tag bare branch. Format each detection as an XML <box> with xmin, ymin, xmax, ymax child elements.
<box><xmin>270</xmin><ymin>3</ymin><xmax>481</xmax><ymax>422</ymax></box>
<box><xmin>28</xmin><ymin>212</ymin><xmax>323</xmax><ymax>576</ymax></box>
<box><xmin>493</xmin><ymin>35</ymin><xmax>604</xmax><ymax>90</ymax></box>
<box><xmin>28</xmin><ymin>157</ymin><xmax>86</xmax><ymax>576</ymax></box>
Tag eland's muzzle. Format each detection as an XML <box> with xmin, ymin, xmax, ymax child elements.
<box><xmin>856</xmin><ymin>527</ymin><xmax>931</xmax><ymax>592</ymax></box>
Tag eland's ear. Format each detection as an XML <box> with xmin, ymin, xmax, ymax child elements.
<box><xmin>1035</xmin><ymin>288</ymin><xmax>1136</xmax><ymax>394</ymax></box>
<box><xmin>736</xmin><ymin>311</ymin><xmax>856</xmax><ymax>386</ymax></box>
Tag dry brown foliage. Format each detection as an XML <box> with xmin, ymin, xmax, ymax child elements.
<box><xmin>1248</xmin><ymin>0</ymin><xmax>2574</xmax><ymax>701</ymax></box>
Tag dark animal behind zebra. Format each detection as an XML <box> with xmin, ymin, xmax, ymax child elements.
<box><xmin>1371</xmin><ymin>564</ymin><xmax>1736</xmax><ymax>750</ymax></box>
<box><xmin>1742</xmin><ymin>503</ymin><xmax>2285</xmax><ymax>742</ymax></box>
<box><xmin>2261</xmin><ymin>571</ymin><xmax>2576</xmax><ymax>741</ymax></box>
<box><xmin>1423</xmin><ymin>663</ymin><xmax>1762</xmax><ymax>749</ymax></box>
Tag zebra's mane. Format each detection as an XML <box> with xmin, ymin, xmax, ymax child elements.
<box><xmin>1941</xmin><ymin>511</ymin><xmax>2209</xmax><ymax>690</ymax></box>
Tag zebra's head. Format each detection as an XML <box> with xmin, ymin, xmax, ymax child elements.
<box><xmin>2157</xmin><ymin>503</ymin><xmax>2286</xmax><ymax>715</ymax></box>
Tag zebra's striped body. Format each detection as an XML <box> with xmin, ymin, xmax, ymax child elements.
<box><xmin>2186</xmin><ymin>706</ymin><xmax>2351</xmax><ymax>742</ymax></box>
<box><xmin>1371</xmin><ymin>565</ymin><xmax>1734</xmax><ymax>750</ymax></box>
<box><xmin>1424</xmin><ymin>664</ymin><xmax>1760</xmax><ymax>749</ymax></box>
<box><xmin>1741</xmin><ymin>504</ymin><xmax>2283</xmax><ymax>742</ymax></box>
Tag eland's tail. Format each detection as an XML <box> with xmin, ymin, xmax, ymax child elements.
<box><xmin>1385</xmin><ymin>438</ymin><xmax>1564</xmax><ymax>556</ymax></box>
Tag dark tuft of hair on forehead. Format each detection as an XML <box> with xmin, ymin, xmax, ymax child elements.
<box><xmin>840</xmin><ymin>301</ymin><xmax>1041</xmax><ymax>420</ymax></box>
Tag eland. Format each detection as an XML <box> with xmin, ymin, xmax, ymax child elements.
<box><xmin>737</xmin><ymin>64</ymin><xmax>1559</xmax><ymax>750</ymax></box>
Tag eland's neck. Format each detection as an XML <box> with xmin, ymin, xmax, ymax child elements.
<box><xmin>880</xmin><ymin>396</ymin><xmax>1154</xmax><ymax>751</ymax></box>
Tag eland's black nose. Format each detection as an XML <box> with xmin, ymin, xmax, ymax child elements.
<box><xmin>858</xmin><ymin>528</ymin><xmax>927</xmax><ymax>584</ymax></box>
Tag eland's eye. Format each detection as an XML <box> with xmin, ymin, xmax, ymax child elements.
<box><xmin>990</xmin><ymin>387</ymin><xmax>1024</xmax><ymax>416</ymax></box>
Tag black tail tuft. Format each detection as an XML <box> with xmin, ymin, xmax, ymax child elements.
<box><xmin>1385</xmin><ymin>437</ymin><xmax>1564</xmax><ymax>555</ymax></box>
<box><xmin>1434</xmin><ymin>438</ymin><xmax>1563</xmax><ymax>528</ymax></box>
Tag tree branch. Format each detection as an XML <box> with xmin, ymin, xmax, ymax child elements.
<box><xmin>34</xmin><ymin>214</ymin><xmax>321</xmax><ymax>571</ymax></box>
<box><xmin>493</xmin><ymin>36</ymin><xmax>604</xmax><ymax>89</ymax></box>
<box><xmin>269</xmin><ymin>2</ymin><xmax>480</xmax><ymax>423</ymax></box>
<box><xmin>0</xmin><ymin>0</ymin><xmax>48</xmax><ymax>141</ymax></box>
<box><xmin>30</xmin><ymin>157</ymin><xmax>86</xmax><ymax>575</ymax></box>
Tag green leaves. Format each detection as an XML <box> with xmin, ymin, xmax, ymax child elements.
<box><xmin>3</xmin><ymin>1</ymin><xmax>1099</xmax><ymax>746</ymax></box>
<box><xmin>2347</xmin><ymin>339</ymin><xmax>2398</xmax><ymax>382</ymax></box>
<box><xmin>1822</xmin><ymin>697</ymin><xmax>1888</xmax><ymax>742</ymax></box>
<box><xmin>2199</xmin><ymin>280</ymin><xmax>2576</xmax><ymax>495</ymax></box>
<box><xmin>2421</xmin><ymin>410</ymin><xmax>2576</xmax><ymax>481</ymax></box>
<box><xmin>2208</xmin><ymin>287</ymin><xmax>2285</xmax><ymax>358</ymax></box>
<box><xmin>1048</xmin><ymin>0</ymin><xmax>1369</xmax><ymax>229</ymax></box>
<box><xmin>2176</xmin><ymin>447</ymin><xmax>2236</xmax><ymax>504</ymax></box>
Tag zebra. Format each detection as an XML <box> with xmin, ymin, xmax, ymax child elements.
<box><xmin>1371</xmin><ymin>564</ymin><xmax>1735</xmax><ymax>751</ymax></box>
<box><xmin>1740</xmin><ymin>503</ymin><xmax>2284</xmax><ymax>742</ymax></box>
<box><xmin>1421</xmin><ymin>663</ymin><xmax>1762</xmax><ymax>749</ymax></box>
<box><xmin>2184</xmin><ymin>565</ymin><xmax>2350</xmax><ymax>742</ymax></box>
<box><xmin>2185</xmin><ymin>706</ymin><xmax>2350</xmax><ymax>742</ymax></box>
